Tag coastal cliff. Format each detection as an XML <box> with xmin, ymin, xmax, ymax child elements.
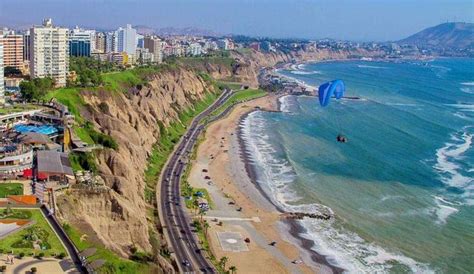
<box><xmin>231</xmin><ymin>48</ymin><xmax>384</xmax><ymax>87</ymax></box>
<box><xmin>55</xmin><ymin>47</ymin><xmax>380</xmax><ymax>266</ymax></box>
<box><xmin>56</xmin><ymin>67</ymin><xmax>220</xmax><ymax>258</ymax></box>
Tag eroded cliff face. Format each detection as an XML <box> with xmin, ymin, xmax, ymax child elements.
<box><xmin>57</xmin><ymin>68</ymin><xmax>217</xmax><ymax>257</ymax></box>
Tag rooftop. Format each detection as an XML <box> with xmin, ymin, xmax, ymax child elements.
<box><xmin>37</xmin><ymin>150</ymin><xmax>73</xmax><ymax>176</ymax></box>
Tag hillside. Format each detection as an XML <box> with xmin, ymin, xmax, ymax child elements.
<box><xmin>399</xmin><ymin>22</ymin><xmax>474</xmax><ymax>49</ymax></box>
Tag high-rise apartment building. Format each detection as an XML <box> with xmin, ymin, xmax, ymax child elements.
<box><xmin>23</xmin><ymin>30</ymin><xmax>31</xmax><ymax>61</ymax></box>
<box><xmin>143</xmin><ymin>36</ymin><xmax>163</xmax><ymax>63</ymax></box>
<box><xmin>69</xmin><ymin>27</ymin><xmax>94</xmax><ymax>57</ymax></box>
<box><xmin>1</xmin><ymin>33</ymin><xmax>24</xmax><ymax>69</ymax></box>
<box><xmin>117</xmin><ymin>24</ymin><xmax>137</xmax><ymax>55</ymax></box>
<box><xmin>94</xmin><ymin>32</ymin><xmax>106</xmax><ymax>53</ymax></box>
<box><xmin>30</xmin><ymin>18</ymin><xmax>69</xmax><ymax>87</ymax></box>
<box><xmin>0</xmin><ymin>43</ymin><xmax>4</xmax><ymax>105</ymax></box>
<box><xmin>105</xmin><ymin>32</ymin><xmax>117</xmax><ymax>53</ymax></box>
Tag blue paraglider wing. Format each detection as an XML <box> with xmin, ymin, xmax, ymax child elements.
<box><xmin>318</xmin><ymin>80</ymin><xmax>345</xmax><ymax>107</ymax></box>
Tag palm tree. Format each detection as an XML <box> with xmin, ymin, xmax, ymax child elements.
<box><xmin>193</xmin><ymin>199</ymin><xmax>199</xmax><ymax>215</ymax></box>
<box><xmin>203</xmin><ymin>220</ymin><xmax>210</xmax><ymax>238</ymax></box>
<box><xmin>219</xmin><ymin>256</ymin><xmax>228</xmax><ymax>271</ymax></box>
<box><xmin>229</xmin><ymin>265</ymin><xmax>237</xmax><ymax>274</ymax></box>
<box><xmin>199</xmin><ymin>208</ymin><xmax>206</xmax><ymax>222</ymax></box>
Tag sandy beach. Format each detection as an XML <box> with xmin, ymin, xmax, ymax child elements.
<box><xmin>187</xmin><ymin>93</ymin><xmax>336</xmax><ymax>274</ymax></box>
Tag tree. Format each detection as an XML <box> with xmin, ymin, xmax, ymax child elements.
<box><xmin>229</xmin><ymin>265</ymin><xmax>237</xmax><ymax>274</ymax></box>
<box><xmin>4</xmin><ymin>66</ymin><xmax>22</xmax><ymax>77</ymax></box>
<box><xmin>203</xmin><ymin>220</ymin><xmax>210</xmax><ymax>238</ymax></box>
<box><xmin>20</xmin><ymin>77</ymin><xmax>54</xmax><ymax>101</ymax></box>
<box><xmin>219</xmin><ymin>256</ymin><xmax>228</xmax><ymax>271</ymax></box>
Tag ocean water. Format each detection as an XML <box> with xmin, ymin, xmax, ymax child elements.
<box><xmin>241</xmin><ymin>59</ymin><xmax>474</xmax><ymax>273</ymax></box>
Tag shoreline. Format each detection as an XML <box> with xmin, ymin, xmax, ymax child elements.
<box><xmin>236</xmin><ymin>97</ymin><xmax>345</xmax><ymax>274</ymax></box>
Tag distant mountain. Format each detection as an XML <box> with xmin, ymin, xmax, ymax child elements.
<box><xmin>134</xmin><ymin>25</ymin><xmax>156</xmax><ymax>35</ymax></box>
<box><xmin>399</xmin><ymin>22</ymin><xmax>474</xmax><ymax>49</ymax></box>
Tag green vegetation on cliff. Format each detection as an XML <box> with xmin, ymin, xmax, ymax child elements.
<box><xmin>0</xmin><ymin>209</ymin><xmax>66</xmax><ymax>257</ymax></box>
<box><xmin>205</xmin><ymin>88</ymin><xmax>267</xmax><ymax>122</ymax></box>
<box><xmin>144</xmin><ymin>91</ymin><xmax>219</xmax><ymax>203</ymax></box>
<box><xmin>62</xmin><ymin>223</ymin><xmax>153</xmax><ymax>274</ymax></box>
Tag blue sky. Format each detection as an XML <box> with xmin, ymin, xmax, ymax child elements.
<box><xmin>1</xmin><ymin>0</ymin><xmax>472</xmax><ymax>41</ymax></box>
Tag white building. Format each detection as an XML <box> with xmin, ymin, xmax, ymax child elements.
<box><xmin>105</xmin><ymin>31</ymin><xmax>117</xmax><ymax>53</ymax></box>
<box><xmin>117</xmin><ymin>24</ymin><xmax>137</xmax><ymax>55</ymax></box>
<box><xmin>187</xmin><ymin>43</ymin><xmax>202</xmax><ymax>56</ymax></box>
<box><xmin>217</xmin><ymin>39</ymin><xmax>230</xmax><ymax>50</ymax></box>
<box><xmin>30</xmin><ymin>19</ymin><xmax>69</xmax><ymax>87</ymax></box>
<box><xmin>0</xmin><ymin>42</ymin><xmax>4</xmax><ymax>105</ymax></box>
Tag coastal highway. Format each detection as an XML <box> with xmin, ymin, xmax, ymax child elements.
<box><xmin>158</xmin><ymin>89</ymin><xmax>234</xmax><ymax>273</ymax></box>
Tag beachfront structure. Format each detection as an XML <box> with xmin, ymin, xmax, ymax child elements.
<box><xmin>116</xmin><ymin>24</ymin><xmax>137</xmax><ymax>55</ymax></box>
<box><xmin>0</xmin><ymin>43</ymin><xmax>4</xmax><ymax>105</ymax></box>
<box><xmin>69</xmin><ymin>27</ymin><xmax>94</xmax><ymax>57</ymax></box>
<box><xmin>1</xmin><ymin>32</ymin><xmax>24</xmax><ymax>69</ymax></box>
<box><xmin>30</xmin><ymin>19</ymin><xmax>69</xmax><ymax>87</ymax></box>
<box><xmin>143</xmin><ymin>36</ymin><xmax>163</xmax><ymax>63</ymax></box>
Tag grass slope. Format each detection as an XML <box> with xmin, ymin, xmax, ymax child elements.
<box><xmin>62</xmin><ymin>223</ymin><xmax>151</xmax><ymax>274</ymax></box>
<box><xmin>0</xmin><ymin>183</ymin><xmax>23</xmax><ymax>198</ymax></box>
<box><xmin>0</xmin><ymin>209</ymin><xmax>65</xmax><ymax>257</ymax></box>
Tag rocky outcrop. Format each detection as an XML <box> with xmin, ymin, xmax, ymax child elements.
<box><xmin>57</xmin><ymin>68</ymin><xmax>217</xmax><ymax>257</ymax></box>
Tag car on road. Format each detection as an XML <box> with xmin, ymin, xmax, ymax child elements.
<box><xmin>182</xmin><ymin>259</ymin><xmax>191</xmax><ymax>267</ymax></box>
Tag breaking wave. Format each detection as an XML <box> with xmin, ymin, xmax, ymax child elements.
<box><xmin>240</xmin><ymin>106</ymin><xmax>432</xmax><ymax>273</ymax></box>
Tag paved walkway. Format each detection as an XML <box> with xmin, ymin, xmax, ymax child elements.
<box><xmin>0</xmin><ymin>255</ymin><xmax>78</xmax><ymax>274</ymax></box>
<box><xmin>204</xmin><ymin>216</ymin><xmax>261</xmax><ymax>222</ymax></box>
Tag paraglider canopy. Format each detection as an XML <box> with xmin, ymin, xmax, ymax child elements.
<box><xmin>318</xmin><ymin>80</ymin><xmax>345</xmax><ymax>107</ymax></box>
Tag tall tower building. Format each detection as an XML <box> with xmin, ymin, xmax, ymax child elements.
<box><xmin>69</xmin><ymin>27</ymin><xmax>94</xmax><ymax>57</ymax></box>
<box><xmin>94</xmin><ymin>32</ymin><xmax>106</xmax><ymax>53</ymax></box>
<box><xmin>30</xmin><ymin>18</ymin><xmax>69</xmax><ymax>87</ymax></box>
<box><xmin>23</xmin><ymin>30</ymin><xmax>31</xmax><ymax>61</ymax></box>
<box><xmin>143</xmin><ymin>36</ymin><xmax>163</xmax><ymax>63</ymax></box>
<box><xmin>1</xmin><ymin>32</ymin><xmax>24</xmax><ymax>69</ymax></box>
<box><xmin>0</xmin><ymin>42</ymin><xmax>4</xmax><ymax>105</ymax></box>
<box><xmin>116</xmin><ymin>24</ymin><xmax>137</xmax><ymax>55</ymax></box>
<box><xmin>105</xmin><ymin>32</ymin><xmax>117</xmax><ymax>53</ymax></box>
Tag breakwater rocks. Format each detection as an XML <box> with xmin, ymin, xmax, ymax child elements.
<box><xmin>282</xmin><ymin>212</ymin><xmax>332</xmax><ymax>221</ymax></box>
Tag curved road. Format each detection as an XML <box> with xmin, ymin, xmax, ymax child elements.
<box><xmin>158</xmin><ymin>89</ymin><xmax>234</xmax><ymax>273</ymax></box>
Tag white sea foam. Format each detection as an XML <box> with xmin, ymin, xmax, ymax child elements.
<box><xmin>460</xmin><ymin>87</ymin><xmax>474</xmax><ymax>94</ymax></box>
<box><xmin>357</xmin><ymin>64</ymin><xmax>386</xmax><ymax>69</ymax></box>
<box><xmin>290</xmin><ymin>70</ymin><xmax>322</xmax><ymax>75</ymax></box>
<box><xmin>386</xmin><ymin>103</ymin><xmax>420</xmax><ymax>107</ymax></box>
<box><xmin>278</xmin><ymin>95</ymin><xmax>292</xmax><ymax>113</ymax></box>
<box><xmin>461</xmin><ymin>81</ymin><xmax>474</xmax><ymax>86</ymax></box>
<box><xmin>431</xmin><ymin>196</ymin><xmax>460</xmax><ymax>225</ymax></box>
<box><xmin>453</xmin><ymin>112</ymin><xmax>469</xmax><ymax>120</ymax></box>
<box><xmin>447</xmin><ymin>104</ymin><xmax>474</xmax><ymax>112</ymax></box>
<box><xmin>240</xmin><ymin>111</ymin><xmax>433</xmax><ymax>273</ymax></box>
<box><xmin>299</xmin><ymin>217</ymin><xmax>433</xmax><ymax>273</ymax></box>
<box><xmin>432</xmin><ymin>128</ymin><xmax>474</xmax><ymax>223</ymax></box>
